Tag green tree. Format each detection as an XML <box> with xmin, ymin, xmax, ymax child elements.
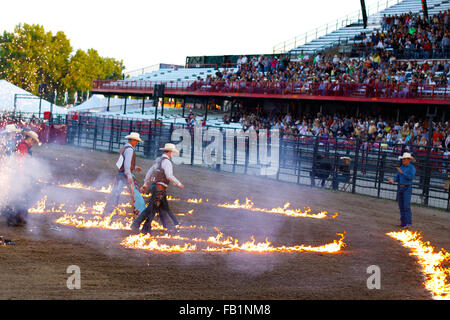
<box><xmin>0</xmin><ymin>23</ymin><xmax>125</xmax><ymax>105</ymax></box>
<box><xmin>63</xmin><ymin>48</ymin><xmax>124</xmax><ymax>93</ymax></box>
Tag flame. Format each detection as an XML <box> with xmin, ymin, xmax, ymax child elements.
<box><xmin>93</xmin><ymin>201</ymin><xmax>107</xmax><ymax>215</ymax></box>
<box><xmin>28</xmin><ymin>196</ymin><xmax>66</xmax><ymax>214</ymax></box>
<box><xmin>30</xmin><ymin>181</ymin><xmax>345</xmax><ymax>256</ymax></box>
<box><xmin>388</xmin><ymin>230</ymin><xmax>450</xmax><ymax>300</ymax></box>
<box><xmin>187</xmin><ymin>198</ymin><xmax>203</xmax><ymax>204</ymax></box>
<box><xmin>57</xmin><ymin>182</ymin><xmax>115</xmax><ymax>194</ymax></box>
<box><xmin>28</xmin><ymin>196</ymin><xmax>47</xmax><ymax>214</ymax></box>
<box><xmin>121</xmin><ymin>226</ymin><xmax>346</xmax><ymax>254</ymax></box>
<box><xmin>75</xmin><ymin>203</ymin><xmax>88</xmax><ymax>214</ymax></box>
<box><xmin>204</xmin><ymin>229</ymin><xmax>346</xmax><ymax>253</ymax></box>
<box><xmin>176</xmin><ymin>209</ymin><xmax>194</xmax><ymax>216</ymax></box>
<box><xmin>55</xmin><ymin>212</ymin><xmax>132</xmax><ymax>230</ymax></box>
<box><xmin>54</xmin><ymin>211</ymin><xmax>164</xmax><ymax>231</ymax></box>
<box><xmin>73</xmin><ymin>201</ymin><xmax>107</xmax><ymax>215</ymax></box>
<box><xmin>121</xmin><ymin>233</ymin><xmax>197</xmax><ymax>252</ymax></box>
<box><xmin>217</xmin><ymin>198</ymin><xmax>335</xmax><ymax>219</ymax></box>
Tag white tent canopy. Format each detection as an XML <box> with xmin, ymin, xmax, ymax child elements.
<box><xmin>0</xmin><ymin>80</ymin><xmax>68</xmax><ymax>115</ymax></box>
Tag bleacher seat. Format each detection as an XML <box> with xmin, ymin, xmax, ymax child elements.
<box><xmin>289</xmin><ymin>0</ymin><xmax>450</xmax><ymax>56</ymax></box>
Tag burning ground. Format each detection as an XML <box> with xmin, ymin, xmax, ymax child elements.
<box><xmin>0</xmin><ymin>143</ymin><xmax>449</xmax><ymax>299</ymax></box>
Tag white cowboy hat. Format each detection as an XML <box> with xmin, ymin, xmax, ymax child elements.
<box><xmin>125</xmin><ymin>132</ymin><xmax>143</xmax><ymax>142</ymax></box>
<box><xmin>340</xmin><ymin>156</ymin><xmax>352</xmax><ymax>162</ymax></box>
<box><xmin>3</xmin><ymin>124</ymin><xmax>20</xmax><ymax>133</ymax></box>
<box><xmin>23</xmin><ymin>130</ymin><xmax>41</xmax><ymax>146</ymax></box>
<box><xmin>159</xmin><ymin>143</ymin><xmax>180</xmax><ymax>155</ymax></box>
<box><xmin>398</xmin><ymin>152</ymin><xmax>414</xmax><ymax>161</ymax></box>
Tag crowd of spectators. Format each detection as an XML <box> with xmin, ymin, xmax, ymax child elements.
<box><xmin>235</xmin><ymin>110</ymin><xmax>450</xmax><ymax>151</ymax></box>
<box><xmin>214</xmin><ymin>51</ymin><xmax>449</xmax><ymax>86</ymax></box>
<box><xmin>198</xmin><ymin>11</ymin><xmax>450</xmax><ymax>99</ymax></box>
<box><xmin>352</xmin><ymin>10</ymin><xmax>450</xmax><ymax>59</ymax></box>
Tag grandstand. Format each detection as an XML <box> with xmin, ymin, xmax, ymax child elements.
<box><xmin>286</xmin><ymin>0</ymin><xmax>450</xmax><ymax>56</ymax></box>
<box><xmin>89</xmin><ymin>0</ymin><xmax>448</xmax><ymax>125</ymax></box>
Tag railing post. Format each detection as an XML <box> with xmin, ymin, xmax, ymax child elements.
<box><xmin>93</xmin><ymin>117</ymin><xmax>98</xmax><ymax>150</ymax></box>
<box><xmin>296</xmin><ymin>136</ymin><xmax>302</xmax><ymax>184</ymax></box>
<box><xmin>351</xmin><ymin>138</ymin><xmax>360</xmax><ymax>194</ymax></box>
<box><xmin>311</xmin><ymin>136</ymin><xmax>319</xmax><ymax>187</ymax></box>
<box><xmin>423</xmin><ymin>146</ymin><xmax>432</xmax><ymax>206</ymax></box>
<box><xmin>77</xmin><ymin>116</ymin><xmax>81</xmax><ymax>147</ymax></box>
<box><xmin>332</xmin><ymin>139</ymin><xmax>339</xmax><ymax>190</ymax></box>
<box><xmin>375</xmin><ymin>144</ymin><xmax>382</xmax><ymax>197</ymax></box>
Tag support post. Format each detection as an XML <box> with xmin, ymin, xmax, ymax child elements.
<box><xmin>360</xmin><ymin>0</ymin><xmax>368</xmax><ymax>28</ymax></box>
<box><xmin>38</xmin><ymin>97</ymin><xmax>42</xmax><ymax>119</ymax></box>
<box><xmin>421</xmin><ymin>0</ymin><xmax>428</xmax><ymax>20</ymax></box>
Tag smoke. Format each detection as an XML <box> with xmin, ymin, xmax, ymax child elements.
<box><xmin>0</xmin><ymin>154</ymin><xmax>51</xmax><ymax>207</ymax></box>
<box><xmin>192</xmin><ymin>176</ymin><xmax>289</xmax><ymax>276</ymax></box>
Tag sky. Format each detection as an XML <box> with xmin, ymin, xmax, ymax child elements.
<box><xmin>0</xmin><ymin>0</ymin><xmax>387</xmax><ymax>73</ymax></box>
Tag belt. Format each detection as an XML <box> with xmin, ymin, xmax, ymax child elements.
<box><xmin>399</xmin><ymin>184</ymin><xmax>411</xmax><ymax>188</ymax></box>
<box><xmin>153</xmin><ymin>183</ymin><xmax>167</xmax><ymax>191</ymax></box>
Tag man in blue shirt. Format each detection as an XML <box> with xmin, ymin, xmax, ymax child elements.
<box><xmin>388</xmin><ymin>152</ymin><xmax>416</xmax><ymax>229</ymax></box>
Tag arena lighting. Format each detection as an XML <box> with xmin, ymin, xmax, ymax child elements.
<box><xmin>360</xmin><ymin>0</ymin><xmax>368</xmax><ymax>29</ymax></box>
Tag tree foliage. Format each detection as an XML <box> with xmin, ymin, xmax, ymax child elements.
<box><xmin>0</xmin><ymin>23</ymin><xmax>124</xmax><ymax>104</ymax></box>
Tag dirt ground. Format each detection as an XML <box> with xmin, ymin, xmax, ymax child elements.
<box><xmin>0</xmin><ymin>143</ymin><xmax>449</xmax><ymax>300</ymax></box>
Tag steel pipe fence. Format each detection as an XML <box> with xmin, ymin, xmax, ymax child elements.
<box><xmin>63</xmin><ymin>113</ymin><xmax>450</xmax><ymax>211</ymax></box>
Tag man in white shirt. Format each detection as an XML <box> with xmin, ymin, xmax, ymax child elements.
<box><xmin>131</xmin><ymin>143</ymin><xmax>184</xmax><ymax>234</ymax></box>
<box><xmin>104</xmin><ymin>132</ymin><xmax>146</xmax><ymax>216</ymax></box>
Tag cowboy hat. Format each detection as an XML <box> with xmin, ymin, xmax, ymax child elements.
<box><xmin>398</xmin><ymin>152</ymin><xmax>414</xmax><ymax>161</ymax></box>
<box><xmin>23</xmin><ymin>131</ymin><xmax>41</xmax><ymax>146</ymax></box>
<box><xmin>340</xmin><ymin>156</ymin><xmax>352</xmax><ymax>162</ymax></box>
<box><xmin>125</xmin><ymin>132</ymin><xmax>143</xmax><ymax>142</ymax></box>
<box><xmin>159</xmin><ymin>143</ymin><xmax>180</xmax><ymax>155</ymax></box>
<box><xmin>3</xmin><ymin>124</ymin><xmax>20</xmax><ymax>133</ymax></box>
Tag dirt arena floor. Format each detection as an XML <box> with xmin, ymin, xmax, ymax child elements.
<box><xmin>0</xmin><ymin>143</ymin><xmax>449</xmax><ymax>300</ymax></box>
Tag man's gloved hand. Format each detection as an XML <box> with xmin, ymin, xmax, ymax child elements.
<box><xmin>140</xmin><ymin>183</ymin><xmax>148</xmax><ymax>194</ymax></box>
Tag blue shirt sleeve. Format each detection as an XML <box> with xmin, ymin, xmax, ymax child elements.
<box><xmin>401</xmin><ymin>164</ymin><xmax>416</xmax><ymax>183</ymax></box>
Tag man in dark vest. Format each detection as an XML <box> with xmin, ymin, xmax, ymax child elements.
<box><xmin>131</xmin><ymin>143</ymin><xmax>184</xmax><ymax>234</ymax></box>
<box><xmin>104</xmin><ymin>132</ymin><xmax>146</xmax><ymax>216</ymax></box>
<box><xmin>2</xmin><ymin>130</ymin><xmax>41</xmax><ymax>227</ymax></box>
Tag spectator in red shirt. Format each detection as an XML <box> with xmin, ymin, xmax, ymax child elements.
<box><xmin>433</xmin><ymin>129</ymin><xmax>444</xmax><ymax>145</ymax></box>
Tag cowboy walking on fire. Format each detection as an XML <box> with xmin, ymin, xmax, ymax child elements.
<box><xmin>131</xmin><ymin>143</ymin><xmax>184</xmax><ymax>234</ymax></box>
<box><xmin>2</xmin><ymin>130</ymin><xmax>41</xmax><ymax>227</ymax></box>
<box><xmin>104</xmin><ymin>132</ymin><xmax>147</xmax><ymax>216</ymax></box>
<box><xmin>388</xmin><ymin>152</ymin><xmax>416</xmax><ymax>229</ymax></box>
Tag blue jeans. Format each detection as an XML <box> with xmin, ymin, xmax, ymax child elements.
<box><xmin>131</xmin><ymin>184</ymin><xmax>179</xmax><ymax>233</ymax></box>
<box><xmin>398</xmin><ymin>185</ymin><xmax>412</xmax><ymax>226</ymax></box>
<box><xmin>104</xmin><ymin>172</ymin><xmax>146</xmax><ymax>215</ymax></box>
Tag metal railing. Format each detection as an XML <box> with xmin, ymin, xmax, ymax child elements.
<box><xmin>93</xmin><ymin>79</ymin><xmax>450</xmax><ymax>102</ymax></box>
<box><xmin>64</xmin><ymin>113</ymin><xmax>450</xmax><ymax>211</ymax></box>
